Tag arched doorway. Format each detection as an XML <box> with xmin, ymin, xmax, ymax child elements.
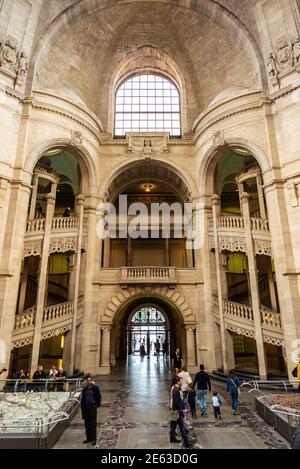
<box><xmin>127</xmin><ymin>304</ymin><xmax>170</xmax><ymax>358</ymax></box>
<box><xmin>112</xmin><ymin>296</ymin><xmax>187</xmax><ymax>366</ymax></box>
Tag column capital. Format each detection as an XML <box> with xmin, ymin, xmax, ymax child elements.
<box><xmin>101</xmin><ymin>325</ymin><xmax>112</xmax><ymax>332</ymax></box>
<box><xmin>46</xmin><ymin>193</ymin><xmax>56</xmax><ymax>205</ymax></box>
<box><xmin>211</xmin><ymin>194</ymin><xmax>221</xmax><ymax>206</ymax></box>
<box><xmin>76</xmin><ymin>194</ymin><xmax>85</xmax><ymax>205</ymax></box>
<box><xmin>240</xmin><ymin>192</ymin><xmax>251</xmax><ymax>203</ymax></box>
<box><xmin>185</xmin><ymin>324</ymin><xmax>196</xmax><ymax>332</ymax></box>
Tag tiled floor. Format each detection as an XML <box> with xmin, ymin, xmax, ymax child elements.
<box><xmin>53</xmin><ymin>356</ymin><xmax>289</xmax><ymax>449</ymax></box>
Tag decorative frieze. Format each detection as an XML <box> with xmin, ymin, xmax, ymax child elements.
<box><xmin>127</xmin><ymin>133</ymin><xmax>169</xmax><ymax>158</ymax></box>
<box><xmin>24</xmin><ymin>240</ymin><xmax>42</xmax><ymax>257</ymax></box>
<box><xmin>49</xmin><ymin>237</ymin><xmax>78</xmax><ymax>254</ymax></box>
<box><xmin>0</xmin><ymin>34</ymin><xmax>28</xmax><ymax>87</ymax></box>
<box><xmin>254</xmin><ymin>240</ymin><xmax>272</xmax><ymax>256</ymax></box>
<box><xmin>219</xmin><ymin>236</ymin><xmax>246</xmax><ymax>253</ymax></box>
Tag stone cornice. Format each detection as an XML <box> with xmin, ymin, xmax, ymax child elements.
<box><xmin>27</xmin><ymin>96</ymin><xmax>103</xmax><ymax>145</ymax></box>
<box><xmin>192</xmin><ymin>92</ymin><xmax>270</xmax><ymax>144</ymax></box>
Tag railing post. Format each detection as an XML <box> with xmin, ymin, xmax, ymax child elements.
<box><xmin>30</xmin><ymin>193</ymin><xmax>56</xmax><ymax>376</ymax></box>
<box><xmin>241</xmin><ymin>192</ymin><xmax>267</xmax><ymax>380</ymax></box>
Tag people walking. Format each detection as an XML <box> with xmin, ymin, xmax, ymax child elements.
<box><xmin>81</xmin><ymin>375</ymin><xmax>101</xmax><ymax>446</ymax></box>
<box><xmin>226</xmin><ymin>370</ymin><xmax>243</xmax><ymax>414</ymax></box>
<box><xmin>169</xmin><ymin>376</ymin><xmax>192</xmax><ymax>447</ymax></box>
<box><xmin>56</xmin><ymin>367</ymin><xmax>67</xmax><ymax>391</ymax></box>
<box><xmin>188</xmin><ymin>385</ymin><xmax>197</xmax><ymax>418</ymax></box>
<box><xmin>211</xmin><ymin>391</ymin><xmax>222</xmax><ymax>420</ymax></box>
<box><xmin>193</xmin><ymin>364</ymin><xmax>211</xmax><ymax>417</ymax></box>
<box><xmin>172</xmin><ymin>348</ymin><xmax>183</xmax><ymax>373</ymax></box>
<box><xmin>162</xmin><ymin>341</ymin><xmax>167</xmax><ymax>359</ymax></box>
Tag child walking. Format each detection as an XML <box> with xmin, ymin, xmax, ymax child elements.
<box><xmin>211</xmin><ymin>391</ymin><xmax>222</xmax><ymax>420</ymax></box>
<box><xmin>188</xmin><ymin>385</ymin><xmax>197</xmax><ymax>418</ymax></box>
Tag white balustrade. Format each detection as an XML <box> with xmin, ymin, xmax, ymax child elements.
<box><xmin>52</xmin><ymin>217</ymin><xmax>80</xmax><ymax>231</ymax></box>
<box><xmin>223</xmin><ymin>299</ymin><xmax>254</xmax><ymax>321</ymax></box>
<box><xmin>15</xmin><ymin>307</ymin><xmax>36</xmax><ymax>329</ymax></box>
<box><xmin>26</xmin><ymin>219</ymin><xmax>46</xmax><ymax>233</ymax></box>
<box><xmin>217</xmin><ymin>217</ymin><xmax>245</xmax><ymax>230</ymax></box>
<box><xmin>260</xmin><ymin>307</ymin><xmax>282</xmax><ymax>328</ymax></box>
<box><xmin>43</xmin><ymin>301</ymin><xmax>73</xmax><ymax>322</ymax></box>
<box><xmin>250</xmin><ymin>218</ymin><xmax>270</xmax><ymax>232</ymax></box>
<box><xmin>126</xmin><ymin>267</ymin><xmax>170</xmax><ymax>279</ymax></box>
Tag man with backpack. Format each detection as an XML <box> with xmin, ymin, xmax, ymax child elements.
<box><xmin>226</xmin><ymin>370</ymin><xmax>244</xmax><ymax>415</ymax></box>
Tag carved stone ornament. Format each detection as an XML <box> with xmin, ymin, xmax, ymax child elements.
<box><xmin>71</xmin><ymin>130</ymin><xmax>83</xmax><ymax>147</ymax></box>
<box><xmin>267</xmin><ymin>36</ymin><xmax>300</xmax><ymax>86</ymax></box>
<box><xmin>0</xmin><ymin>34</ymin><xmax>28</xmax><ymax>87</ymax></box>
<box><xmin>49</xmin><ymin>237</ymin><xmax>78</xmax><ymax>254</ymax></box>
<box><xmin>127</xmin><ymin>133</ymin><xmax>169</xmax><ymax>158</ymax></box>
<box><xmin>213</xmin><ymin>130</ymin><xmax>225</xmax><ymax>149</ymax></box>
<box><xmin>24</xmin><ymin>240</ymin><xmax>42</xmax><ymax>257</ymax></box>
<box><xmin>254</xmin><ymin>240</ymin><xmax>272</xmax><ymax>257</ymax></box>
<box><xmin>219</xmin><ymin>236</ymin><xmax>246</xmax><ymax>253</ymax></box>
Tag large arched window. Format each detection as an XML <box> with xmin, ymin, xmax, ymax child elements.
<box><xmin>115</xmin><ymin>74</ymin><xmax>181</xmax><ymax>136</ymax></box>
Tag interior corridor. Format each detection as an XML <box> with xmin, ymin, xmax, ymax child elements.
<box><xmin>54</xmin><ymin>356</ymin><xmax>288</xmax><ymax>449</ymax></box>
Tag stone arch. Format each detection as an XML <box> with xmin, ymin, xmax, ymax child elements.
<box><xmin>27</xmin><ymin>0</ymin><xmax>266</xmax><ymax>95</ymax></box>
<box><xmin>198</xmin><ymin>137</ymin><xmax>272</xmax><ymax>197</ymax></box>
<box><xmin>101</xmin><ymin>286</ymin><xmax>196</xmax><ymax>325</ymax></box>
<box><xmin>99</xmin><ymin>157</ymin><xmax>198</xmax><ymax>203</ymax></box>
<box><xmin>24</xmin><ymin>138</ymin><xmax>98</xmax><ymax>196</ymax></box>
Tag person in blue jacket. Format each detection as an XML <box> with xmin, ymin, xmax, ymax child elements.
<box><xmin>226</xmin><ymin>370</ymin><xmax>244</xmax><ymax>415</ymax></box>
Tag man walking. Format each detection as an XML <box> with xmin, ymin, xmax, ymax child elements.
<box><xmin>81</xmin><ymin>375</ymin><xmax>101</xmax><ymax>445</ymax></box>
<box><xmin>193</xmin><ymin>364</ymin><xmax>211</xmax><ymax>417</ymax></box>
<box><xmin>170</xmin><ymin>376</ymin><xmax>192</xmax><ymax>447</ymax></box>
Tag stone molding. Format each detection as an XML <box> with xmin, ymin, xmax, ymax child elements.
<box><xmin>102</xmin><ymin>286</ymin><xmax>195</xmax><ymax>323</ymax></box>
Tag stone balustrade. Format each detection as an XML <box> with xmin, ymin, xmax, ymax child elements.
<box><xmin>26</xmin><ymin>217</ymin><xmax>79</xmax><ymax>235</ymax></box>
<box><xmin>43</xmin><ymin>301</ymin><xmax>73</xmax><ymax>322</ymax></box>
<box><xmin>213</xmin><ymin>296</ymin><xmax>283</xmax><ymax>345</ymax></box>
<box><xmin>223</xmin><ymin>299</ymin><xmax>254</xmax><ymax>321</ymax></box>
<box><xmin>260</xmin><ymin>306</ymin><xmax>282</xmax><ymax>328</ymax></box>
<box><xmin>52</xmin><ymin>217</ymin><xmax>80</xmax><ymax>231</ymax></box>
<box><xmin>217</xmin><ymin>217</ymin><xmax>245</xmax><ymax>230</ymax></box>
<box><xmin>26</xmin><ymin>219</ymin><xmax>46</xmax><ymax>233</ymax></box>
<box><xmin>15</xmin><ymin>307</ymin><xmax>36</xmax><ymax>329</ymax></box>
<box><xmin>120</xmin><ymin>266</ymin><xmax>177</xmax><ymax>284</ymax></box>
<box><xmin>250</xmin><ymin>218</ymin><xmax>270</xmax><ymax>232</ymax></box>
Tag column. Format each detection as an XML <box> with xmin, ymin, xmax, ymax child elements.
<box><xmin>185</xmin><ymin>325</ymin><xmax>197</xmax><ymax>368</ymax></box>
<box><xmin>30</xmin><ymin>193</ymin><xmax>55</xmax><ymax>375</ymax></box>
<box><xmin>241</xmin><ymin>192</ymin><xmax>267</xmax><ymax>380</ymax></box>
<box><xmin>267</xmin><ymin>260</ymin><xmax>278</xmax><ymax>313</ymax></box>
<box><xmin>18</xmin><ymin>259</ymin><xmax>29</xmax><ymax>314</ymax></box>
<box><xmin>103</xmin><ymin>238</ymin><xmax>110</xmax><ymax>268</ymax></box>
<box><xmin>126</xmin><ymin>235</ymin><xmax>132</xmax><ymax>266</ymax></box>
<box><xmin>28</xmin><ymin>174</ymin><xmax>39</xmax><ymax>220</ymax></box>
<box><xmin>256</xmin><ymin>172</ymin><xmax>267</xmax><ymax>219</ymax></box>
<box><xmin>165</xmin><ymin>237</ymin><xmax>170</xmax><ymax>266</ymax></box>
<box><xmin>211</xmin><ymin>195</ymin><xmax>229</xmax><ymax>373</ymax></box>
<box><xmin>68</xmin><ymin>195</ymin><xmax>84</xmax><ymax>375</ymax></box>
<box><xmin>100</xmin><ymin>326</ymin><xmax>111</xmax><ymax>370</ymax></box>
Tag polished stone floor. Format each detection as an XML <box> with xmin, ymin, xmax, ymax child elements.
<box><xmin>53</xmin><ymin>355</ymin><xmax>289</xmax><ymax>449</ymax></box>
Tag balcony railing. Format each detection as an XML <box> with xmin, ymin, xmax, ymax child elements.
<box><xmin>120</xmin><ymin>266</ymin><xmax>177</xmax><ymax>284</ymax></box>
<box><xmin>26</xmin><ymin>217</ymin><xmax>79</xmax><ymax>234</ymax></box>
<box><xmin>217</xmin><ymin>217</ymin><xmax>245</xmax><ymax>230</ymax></box>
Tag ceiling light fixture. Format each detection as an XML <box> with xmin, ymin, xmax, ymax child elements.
<box><xmin>143</xmin><ymin>183</ymin><xmax>153</xmax><ymax>193</ymax></box>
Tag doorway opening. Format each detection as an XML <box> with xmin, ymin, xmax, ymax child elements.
<box><xmin>128</xmin><ymin>305</ymin><xmax>170</xmax><ymax>357</ymax></box>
